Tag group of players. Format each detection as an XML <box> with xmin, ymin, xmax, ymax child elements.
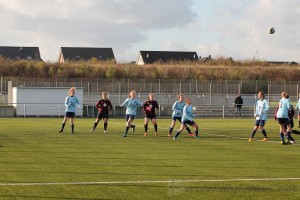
<box><xmin>58</xmin><ymin>87</ymin><xmax>300</xmax><ymax>144</ymax></box>
<box><xmin>58</xmin><ymin>87</ymin><xmax>199</xmax><ymax>140</ymax></box>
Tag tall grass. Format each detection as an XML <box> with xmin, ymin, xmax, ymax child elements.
<box><xmin>0</xmin><ymin>56</ymin><xmax>299</xmax><ymax>80</ymax></box>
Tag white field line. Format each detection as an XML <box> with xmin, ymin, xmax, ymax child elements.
<box><xmin>0</xmin><ymin>177</ymin><xmax>300</xmax><ymax>186</ymax></box>
<box><xmin>109</xmin><ymin>122</ymin><xmax>300</xmax><ymax>146</ymax></box>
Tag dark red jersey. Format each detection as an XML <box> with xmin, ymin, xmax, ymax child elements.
<box><xmin>143</xmin><ymin>100</ymin><xmax>159</xmax><ymax>116</ymax></box>
<box><xmin>95</xmin><ymin>99</ymin><xmax>112</xmax><ymax>114</ymax></box>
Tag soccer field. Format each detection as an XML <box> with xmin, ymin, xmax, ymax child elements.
<box><xmin>0</xmin><ymin>118</ymin><xmax>299</xmax><ymax>200</ymax></box>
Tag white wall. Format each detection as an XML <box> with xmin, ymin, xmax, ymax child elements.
<box><xmin>12</xmin><ymin>87</ymin><xmax>83</xmax><ymax>116</ymax></box>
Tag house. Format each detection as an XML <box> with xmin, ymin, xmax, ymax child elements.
<box><xmin>59</xmin><ymin>47</ymin><xmax>115</xmax><ymax>63</ymax></box>
<box><xmin>0</xmin><ymin>46</ymin><xmax>41</xmax><ymax>61</ymax></box>
<box><xmin>136</xmin><ymin>51</ymin><xmax>199</xmax><ymax>65</ymax></box>
<box><xmin>199</xmin><ymin>55</ymin><xmax>212</xmax><ymax>63</ymax></box>
<box><xmin>268</xmin><ymin>61</ymin><xmax>298</xmax><ymax>65</ymax></box>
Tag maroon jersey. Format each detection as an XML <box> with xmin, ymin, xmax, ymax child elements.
<box><xmin>143</xmin><ymin>100</ymin><xmax>159</xmax><ymax>116</ymax></box>
<box><xmin>95</xmin><ymin>99</ymin><xmax>112</xmax><ymax>114</ymax></box>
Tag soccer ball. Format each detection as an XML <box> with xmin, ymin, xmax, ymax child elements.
<box><xmin>192</xmin><ymin>106</ymin><xmax>197</xmax><ymax>111</ymax></box>
<box><xmin>269</xmin><ymin>27</ymin><xmax>275</xmax><ymax>34</ymax></box>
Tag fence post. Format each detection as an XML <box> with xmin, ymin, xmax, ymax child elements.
<box><xmin>159</xmin><ymin>79</ymin><xmax>161</xmax><ymax>94</ymax></box>
<box><xmin>223</xmin><ymin>105</ymin><xmax>225</xmax><ymax>118</ymax></box>
<box><xmin>179</xmin><ymin>81</ymin><xmax>182</xmax><ymax>94</ymax></box>
<box><xmin>0</xmin><ymin>76</ymin><xmax>2</xmax><ymax>94</ymax></box>
<box><xmin>196</xmin><ymin>80</ymin><xmax>198</xmax><ymax>94</ymax></box>
<box><xmin>267</xmin><ymin>82</ymin><xmax>270</xmax><ymax>102</ymax></box>
<box><xmin>297</xmin><ymin>82</ymin><xmax>299</xmax><ymax>98</ymax></box>
<box><xmin>209</xmin><ymin>82</ymin><xmax>212</xmax><ymax>106</ymax></box>
<box><xmin>23</xmin><ymin>104</ymin><xmax>26</xmax><ymax>118</ymax></box>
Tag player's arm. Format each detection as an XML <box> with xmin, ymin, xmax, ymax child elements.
<box><xmin>64</xmin><ymin>97</ymin><xmax>70</xmax><ymax>107</ymax></box>
<box><xmin>142</xmin><ymin>101</ymin><xmax>147</xmax><ymax>112</ymax></box>
<box><xmin>155</xmin><ymin>101</ymin><xmax>159</xmax><ymax>110</ymax></box>
<box><xmin>172</xmin><ymin>102</ymin><xmax>181</xmax><ymax>113</ymax></box>
<box><xmin>296</xmin><ymin>100</ymin><xmax>300</xmax><ymax>109</ymax></box>
<box><xmin>137</xmin><ymin>99</ymin><xmax>143</xmax><ymax>107</ymax></box>
<box><xmin>120</xmin><ymin>98</ymin><xmax>129</xmax><ymax>107</ymax></box>
<box><xmin>108</xmin><ymin>100</ymin><xmax>113</xmax><ymax>111</ymax></box>
<box><xmin>263</xmin><ymin>100</ymin><xmax>270</xmax><ymax>112</ymax></box>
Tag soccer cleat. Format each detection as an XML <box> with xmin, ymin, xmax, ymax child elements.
<box><xmin>194</xmin><ymin>135</ymin><xmax>200</xmax><ymax>139</ymax></box>
<box><xmin>290</xmin><ymin>140</ymin><xmax>296</xmax><ymax>144</ymax></box>
<box><xmin>154</xmin><ymin>132</ymin><xmax>158</xmax><ymax>137</ymax></box>
<box><xmin>104</xmin><ymin>130</ymin><xmax>106</xmax><ymax>134</ymax></box>
<box><xmin>90</xmin><ymin>129</ymin><xmax>95</xmax><ymax>132</ymax></box>
<box><xmin>189</xmin><ymin>133</ymin><xmax>195</xmax><ymax>137</ymax></box>
<box><xmin>123</xmin><ymin>133</ymin><xmax>127</xmax><ymax>137</ymax></box>
<box><xmin>144</xmin><ymin>132</ymin><xmax>147</xmax><ymax>137</ymax></box>
<box><xmin>261</xmin><ymin>138</ymin><xmax>268</xmax><ymax>142</ymax></box>
<box><xmin>59</xmin><ymin>130</ymin><xmax>63</xmax><ymax>133</ymax></box>
<box><xmin>248</xmin><ymin>138</ymin><xmax>253</xmax><ymax>142</ymax></box>
<box><xmin>285</xmin><ymin>139</ymin><xmax>292</xmax><ymax>145</ymax></box>
<box><xmin>168</xmin><ymin>133</ymin><xmax>172</xmax><ymax>137</ymax></box>
<box><xmin>173</xmin><ymin>136</ymin><xmax>177</xmax><ymax>140</ymax></box>
<box><xmin>132</xmin><ymin>125</ymin><xmax>135</xmax><ymax>133</ymax></box>
<box><xmin>281</xmin><ymin>140</ymin><xmax>287</xmax><ymax>145</ymax></box>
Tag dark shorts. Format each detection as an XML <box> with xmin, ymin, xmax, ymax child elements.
<box><xmin>65</xmin><ymin>112</ymin><xmax>75</xmax><ymax>118</ymax></box>
<box><xmin>126</xmin><ymin>114</ymin><xmax>135</xmax><ymax>121</ymax></box>
<box><xmin>97</xmin><ymin>112</ymin><xmax>109</xmax><ymax>120</ymax></box>
<box><xmin>182</xmin><ymin>120</ymin><xmax>195</xmax><ymax>126</ymax></box>
<box><xmin>255</xmin><ymin>120</ymin><xmax>266</xmax><ymax>127</ymax></box>
<box><xmin>172</xmin><ymin>116</ymin><xmax>182</xmax><ymax>122</ymax></box>
<box><xmin>277</xmin><ymin>118</ymin><xmax>290</xmax><ymax>125</ymax></box>
<box><xmin>145</xmin><ymin>115</ymin><xmax>156</xmax><ymax>120</ymax></box>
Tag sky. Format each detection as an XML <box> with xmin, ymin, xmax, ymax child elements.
<box><xmin>0</xmin><ymin>0</ymin><xmax>299</xmax><ymax>63</ymax></box>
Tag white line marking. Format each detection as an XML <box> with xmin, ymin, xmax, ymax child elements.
<box><xmin>1</xmin><ymin>178</ymin><xmax>300</xmax><ymax>186</ymax></box>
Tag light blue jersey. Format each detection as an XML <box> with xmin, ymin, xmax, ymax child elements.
<box><xmin>172</xmin><ymin>101</ymin><xmax>185</xmax><ymax>118</ymax></box>
<box><xmin>120</xmin><ymin>98</ymin><xmax>143</xmax><ymax>115</ymax></box>
<box><xmin>255</xmin><ymin>99</ymin><xmax>269</xmax><ymax>120</ymax></box>
<box><xmin>296</xmin><ymin>98</ymin><xmax>300</xmax><ymax>110</ymax></box>
<box><xmin>276</xmin><ymin>98</ymin><xmax>291</xmax><ymax>118</ymax></box>
<box><xmin>182</xmin><ymin>105</ymin><xmax>193</xmax><ymax>122</ymax></box>
<box><xmin>65</xmin><ymin>96</ymin><xmax>80</xmax><ymax>113</ymax></box>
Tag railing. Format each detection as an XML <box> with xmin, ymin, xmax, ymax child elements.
<box><xmin>0</xmin><ymin>103</ymin><xmax>281</xmax><ymax>119</ymax></box>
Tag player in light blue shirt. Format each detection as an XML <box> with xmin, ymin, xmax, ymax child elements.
<box><xmin>276</xmin><ymin>92</ymin><xmax>293</xmax><ymax>144</ymax></box>
<box><xmin>59</xmin><ymin>87</ymin><xmax>80</xmax><ymax>134</ymax></box>
<box><xmin>249</xmin><ymin>91</ymin><xmax>269</xmax><ymax>142</ymax></box>
<box><xmin>173</xmin><ymin>97</ymin><xmax>199</xmax><ymax>140</ymax></box>
<box><xmin>120</xmin><ymin>90</ymin><xmax>143</xmax><ymax>137</ymax></box>
<box><xmin>168</xmin><ymin>94</ymin><xmax>193</xmax><ymax>137</ymax></box>
<box><xmin>295</xmin><ymin>93</ymin><xmax>300</xmax><ymax>128</ymax></box>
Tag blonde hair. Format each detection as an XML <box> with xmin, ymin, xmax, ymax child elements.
<box><xmin>148</xmin><ymin>93</ymin><xmax>154</xmax><ymax>100</ymax></box>
<box><xmin>185</xmin><ymin>97</ymin><xmax>191</xmax><ymax>104</ymax></box>
<box><xmin>177</xmin><ymin>94</ymin><xmax>184</xmax><ymax>99</ymax></box>
<box><xmin>128</xmin><ymin>90</ymin><xmax>136</xmax><ymax>98</ymax></box>
<box><xmin>68</xmin><ymin>87</ymin><xmax>76</xmax><ymax>96</ymax></box>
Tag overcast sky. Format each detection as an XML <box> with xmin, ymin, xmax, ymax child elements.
<box><xmin>0</xmin><ymin>0</ymin><xmax>299</xmax><ymax>62</ymax></box>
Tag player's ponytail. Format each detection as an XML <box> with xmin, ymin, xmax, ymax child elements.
<box><xmin>68</xmin><ymin>87</ymin><xmax>76</xmax><ymax>96</ymax></box>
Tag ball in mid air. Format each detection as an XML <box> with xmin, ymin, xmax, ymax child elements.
<box><xmin>269</xmin><ymin>27</ymin><xmax>275</xmax><ymax>34</ymax></box>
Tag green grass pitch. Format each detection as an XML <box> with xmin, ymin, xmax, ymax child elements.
<box><xmin>0</xmin><ymin>118</ymin><xmax>299</xmax><ymax>200</ymax></box>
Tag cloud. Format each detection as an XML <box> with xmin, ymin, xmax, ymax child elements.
<box><xmin>0</xmin><ymin>0</ymin><xmax>197</xmax><ymax>61</ymax></box>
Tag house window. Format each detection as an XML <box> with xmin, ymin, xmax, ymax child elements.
<box><xmin>27</xmin><ymin>56</ymin><xmax>32</xmax><ymax>60</ymax></box>
<box><xmin>15</xmin><ymin>56</ymin><xmax>21</xmax><ymax>60</ymax></box>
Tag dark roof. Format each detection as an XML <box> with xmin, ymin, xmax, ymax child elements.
<box><xmin>0</xmin><ymin>46</ymin><xmax>41</xmax><ymax>60</ymax></box>
<box><xmin>139</xmin><ymin>51</ymin><xmax>198</xmax><ymax>64</ymax></box>
<box><xmin>60</xmin><ymin>47</ymin><xmax>115</xmax><ymax>62</ymax></box>
<box><xmin>268</xmin><ymin>61</ymin><xmax>298</xmax><ymax>65</ymax></box>
<box><xmin>199</xmin><ymin>55</ymin><xmax>212</xmax><ymax>63</ymax></box>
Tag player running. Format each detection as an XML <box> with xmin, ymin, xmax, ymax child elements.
<box><xmin>120</xmin><ymin>90</ymin><xmax>143</xmax><ymax>137</ymax></box>
<box><xmin>249</xmin><ymin>91</ymin><xmax>269</xmax><ymax>142</ymax></box>
<box><xmin>168</xmin><ymin>94</ymin><xmax>193</xmax><ymax>137</ymax></box>
<box><xmin>59</xmin><ymin>87</ymin><xmax>80</xmax><ymax>134</ymax></box>
<box><xmin>173</xmin><ymin>97</ymin><xmax>199</xmax><ymax>140</ymax></box>
<box><xmin>91</xmin><ymin>92</ymin><xmax>112</xmax><ymax>133</ymax></box>
<box><xmin>143</xmin><ymin>93</ymin><xmax>159</xmax><ymax>137</ymax></box>
<box><xmin>295</xmin><ymin>93</ymin><xmax>300</xmax><ymax>128</ymax></box>
<box><xmin>276</xmin><ymin>92</ymin><xmax>294</xmax><ymax>145</ymax></box>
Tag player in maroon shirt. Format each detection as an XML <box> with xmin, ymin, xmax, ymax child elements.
<box><xmin>91</xmin><ymin>92</ymin><xmax>112</xmax><ymax>133</ymax></box>
<box><xmin>143</xmin><ymin>93</ymin><xmax>159</xmax><ymax>137</ymax></box>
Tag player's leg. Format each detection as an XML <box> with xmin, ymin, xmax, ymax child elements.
<box><xmin>249</xmin><ymin>120</ymin><xmax>259</xmax><ymax>141</ymax></box>
<box><xmin>183</xmin><ymin>118</ymin><xmax>193</xmax><ymax>135</ymax></box>
<box><xmin>279</xmin><ymin>123</ymin><xmax>286</xmax><ymax>144</ymax></box>
<box><xmin>103</xmin><ymin>118</ymin><xmax>108</xmax><ymax>133</ymax></box>
<box><xmin>286</xmin><ymin>124</ymin><xmax>295</xmax><ymax>144</ymax></box>
<box><xmin>191</xmin><ymin>122</ymin><xmax>199</xmax><ymax>138</ymax></box>
<box><xmin>259</xmin><ymin>124</ymin><xmax>268</xmax><ymax>141</ymax></box>
<box><xmin>59</xmin><ymin>116</ymin><xmax>68</xmax><ymax>133</ymax></box>
<box><xmin>168</xmin><ymin>119</ymin><xmax>176</xmax><ymax>137</ymax></box>
<box><xmin>152</xmin><ymin>118</ymin><xmax>158</xmax><ymax>137</ymax></box>
<box><xmin>238</xmin><ymin>107</ymin><xmax>242</xmax><ymax>118</ymax></box>
<box><xmin>144</xmin><ymin>117</ymin><xmax>149</xmax><ymax>136</ymax></box>
<box><xmin>91</xmin><ymin>115</ymin><xmax>101</xmax><ymax>132</ymax></box>
<box><xmin>173</xmin><ymin>123</ymin><xmax>186</xmax><ymax>140</ymax></box>
<box><xmin>70</xmin><ymin>117</ymin><xmax>74</xmax><ymax>134</ymax></box>
<box><xmin>298</xmin><ymin>114</ymin><xmax>300</xmax><ymax>128</ymax></box>
<box><xmin>123</xmin><ymin>115</ymin><xmax>134</xmax><ymax>137</ymax></box>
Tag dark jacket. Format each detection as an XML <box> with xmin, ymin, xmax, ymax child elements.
<box><xmin>234</xmin><ymin>96</ymin><xmax>243</xmax><ymax>107</ymax></box>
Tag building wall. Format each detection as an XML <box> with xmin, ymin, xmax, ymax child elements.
<box><xmin>12</xmin><ymin>87</ymin><xmax>83</xmax><ymax>116</ymax></box>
